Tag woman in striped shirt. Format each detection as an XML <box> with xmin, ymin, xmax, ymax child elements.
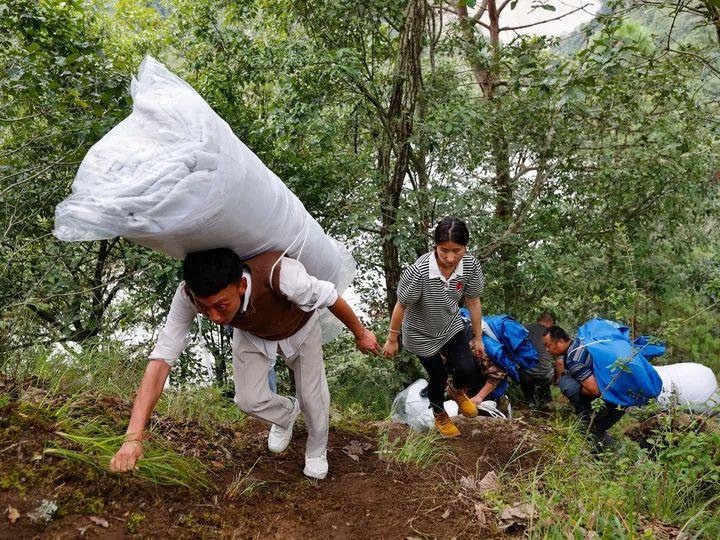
<box><xmin>383</xmin><ymin>217</ymin><xmax>487</xmax><ymax>437</ymax></box>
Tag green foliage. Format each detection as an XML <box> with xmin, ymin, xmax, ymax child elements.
<box><xmin>504</xmin><ymin>416</ymin><xmax>720</xmax><ymax>538</ymax></box>
<box><xmin>0</xmin><ymin>0</ymin><xmax>177</xmax><ymax>353</ymax></box>
<box><xmin>651</xmin><ymin>294</ymin><xmax>720</xmax><ymax>373</ymax></box>
<box><xmin>1</xmin><ymin>343</ymin><xmax>147</xmax><ymax>401</ymax></box>
<box><xmin>1</xmin><ymin>0</ymin><xmax>718</xmax><ymax>382</ymax></box>
<box><xmin>126</xmin><ymin>512</ymin><xmax>146</xmax><ymax>533</ymax></box>
<box><xmin>324</xmin><ymin>333</ymin><xmax>409</xmax><ymax>419</ymax></box>
<box><xmin>157</xmin><ymin>385</ymin><xmax>244</xmax><ymax>428</ymax></box>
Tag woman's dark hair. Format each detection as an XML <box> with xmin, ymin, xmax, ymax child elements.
<box><xmin>183</xmin><ymin>248</ymin><xmax>243</xmax><ymax>298</ymax></box>
<box><xmin>543</xmin><ymin>325</ymin><xmax>570</xmax><ymax>342</ymax></box>
<box><xmin>434</xmin><ymin>217</ymin><xmax>469</xmax><ymax>246</ymax></box>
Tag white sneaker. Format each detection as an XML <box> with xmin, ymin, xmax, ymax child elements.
<box><xmin>267</xmin><ymin>397</ymin><xmax>300</xmax><ymax>454</ymax></box>
<box><xmin>303</xmin><ymin>452</ymin><xmax>328</xmax><ymax>480</ymax></box>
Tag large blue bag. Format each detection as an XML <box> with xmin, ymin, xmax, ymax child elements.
<box><xmin>459</xmin><ymin>310</ymin><xmax>538</xmax><ymax>393</ymax></box>
<box><xmin>576</xmin><ymin>318</ymin><xmax>662</xmax><ymax>407</ymax></box>
<box><xmin>484</xmin><ymin>315</ymin><xmax>539</xmax><ymax>372</ymax></box>
<box><xmin>481</xmin><ymin>334</ymin><xmax>511</xmax><ymax>399</ymax></box>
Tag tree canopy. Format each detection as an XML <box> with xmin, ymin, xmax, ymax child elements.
<box><xmin>1</xmin><ymin>0</ymin><xmax>718</xmax><ymax>381</ymax></box>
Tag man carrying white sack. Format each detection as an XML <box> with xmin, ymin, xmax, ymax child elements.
<box><xmin>109</xmin><ymin>248</ymin><xmax>380</xmax><ymax>480</ymax></box>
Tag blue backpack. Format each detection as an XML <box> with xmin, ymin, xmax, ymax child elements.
<box><xmin>484</xmin><ymin>315</ymin><xmax>540</xmax><ymax>372</ymax></box>
<box><xmin>459</xmin><ymin>310</ymin><xmax>539</xmax><ymax>391</ymax></box>
<box><xmin>576</xmin><ymin>318</ymin><xmax>662</xmax><ymax>407</ymax></box>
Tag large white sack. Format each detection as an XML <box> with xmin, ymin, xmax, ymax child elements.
<box><xmin>655</xmin><ymin>363</ymin><xmax>720</xmax><ymax>413</ymax></box>
<box><xmin>53</xmin><ymin>57</ymin><xmax>355</xmax><ymax>340</ymax></box>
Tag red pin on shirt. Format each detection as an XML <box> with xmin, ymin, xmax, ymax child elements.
<box><xmin>456</xmin><ymin>281</ymin><xmax>463</xmax><ymax>291</ymax></box>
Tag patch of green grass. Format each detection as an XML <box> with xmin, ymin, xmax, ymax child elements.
<box><xmin>329</xmin><ymin>405</ymin><xmax>379</xmax><ymax>437</ymax></box>
<box><xmin>177</xmin><ymin>512</ymin><xmax>224</xmax><ymax>538</ymax></box>
<box><xmin>225</xmin><ymin>458</ymin><xmax>266</xmax><ymax>499</ymax></box>
<box><xmin>377</xmin><ymin>429</ymin><xmax>447</xmax><ymax>469</ymax></box>
<box><xmin>8</xmin><ymin>344</ymin><xmax>146</xmax><ymax>402</ymax></box>
<box><xmin>157</xmin><ymin>385</ymin><xmax>244</xmax><ymax>428</ymax></box>
<box><xmin>126</xmin><ymin>512</ymin><xmax>145</xmax><ymax>533</ymax></box>
<box><xmin>324</xmin><ymin>347</ymin><xmax>408</xmax><ymax>420</ymax></box>
<box><xmin>501</xmin><ymin>415</ymin><xmax>720</xmax><ymax>539</ymax></box>
<box><xmin>45</xmin><ymin>429</ymin><xmax>213</xmax><ymax>491</ymax></box>
<box><xmin>59</xmin><ymin>489</ymin><xmax>105</xmax><ymax>516</ymax></box>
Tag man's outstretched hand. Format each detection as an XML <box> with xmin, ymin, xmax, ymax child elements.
<box><xmin>356</xmin><ymin>329</ymin><xmax>381</xmax><ymax>355</ymax></box>
<box><xmin>109</xmin><ymin>441</ymin><xmax>144</xmax><ymax>473</ymax></box>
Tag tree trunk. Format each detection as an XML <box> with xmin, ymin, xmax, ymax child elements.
<box><xmin>456</xmin><ymin>0</ymin><xmax>517</xmax><ymax>310</ymax></box>
<box><xmin>379</xmin><ymin>0</ymin><xmax>428</xmax><ymax>314</ymax></box>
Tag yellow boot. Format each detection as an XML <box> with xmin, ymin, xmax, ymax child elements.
<box><xmin>434</xmin><ymin>411</ymin><xmax>461</xmax><ymax>438</ymax></box>
<box><xmin>447</xmin><ymin>386</ymin><xmax>478</xmax><ymax>418</ymax></box>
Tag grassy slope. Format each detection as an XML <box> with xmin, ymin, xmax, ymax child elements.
<box><xmin>2</xmin><ymin>346</ymin><xmax>719</xmax><ymax>538</ymax></box>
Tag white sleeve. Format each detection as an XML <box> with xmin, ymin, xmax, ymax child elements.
<box><xmin>148</xmin><ymin>282</ymin><xmax>198</xmax><ymax>367</ymax></box>
<box><xmin>278</xmin><ymin>257</ymin><xmax>338</xmax><ymax>312</ymax></box>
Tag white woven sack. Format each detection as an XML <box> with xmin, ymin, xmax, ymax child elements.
<box><xmin>54</xmin><ymin>57</ymin><xmax>355</xmax><ymax>341</ymax></box>
<box><xmin>655</xmin><ymin>362</ymin><xmax>719</xmax><ymax>413</ymax></box>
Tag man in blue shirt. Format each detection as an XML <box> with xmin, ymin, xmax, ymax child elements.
<box><xmin>542</xmin><ymin>326</ymin><xmax>625</xmax><ymax>449</ymax></box>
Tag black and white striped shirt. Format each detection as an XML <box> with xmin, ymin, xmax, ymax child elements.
<box><xmin>397</xmin><ymin>251</ymin><xmax>485</xmax><ymax>357</ymax></box>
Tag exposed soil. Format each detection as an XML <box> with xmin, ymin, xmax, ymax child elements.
<box><xmin>1</xmin><ymin>396</ymin><xmax>552</xmax><ymax>539</ymax></box>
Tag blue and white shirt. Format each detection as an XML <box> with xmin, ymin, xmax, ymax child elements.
<box><xmin>563</xmin><ymin>338</ymin><xmax>594</xmax><ymax>382</ymax></box>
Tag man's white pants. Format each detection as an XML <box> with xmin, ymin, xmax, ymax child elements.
<box><xmin>231</xmin><ymin>320</ymin><xmax>330</xmax><ymax>458</ymax></box>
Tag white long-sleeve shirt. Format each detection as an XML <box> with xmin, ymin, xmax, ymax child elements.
<box><xmin>149</xmin><ymin>257</ymin><xmax>338</xmax><ymax>365</ymax></box>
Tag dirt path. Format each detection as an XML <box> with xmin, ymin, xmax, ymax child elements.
<box><xmin>1</xmin><ymin>401</ymin><xmax>548</xmax><ymax>539</ymax></box>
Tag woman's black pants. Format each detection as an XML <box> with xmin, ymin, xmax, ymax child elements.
<box><xmin>418</xmin><ymin>328</ymin><xmax>481</xmax><ymax>414</ymax></box>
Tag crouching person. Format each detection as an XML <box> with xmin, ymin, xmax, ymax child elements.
<box><xmin>110</xmin><ymin>248</ymin><xmax>379</xmax><ymax>480</ymax></box>
<box><xmin>542</xmin><ymin>326</ymin><xmax>624</xmax><ymax>450</ymax></box>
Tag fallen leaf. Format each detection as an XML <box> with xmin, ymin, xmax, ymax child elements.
<box><xmin>478</xmin><ymin>470</ymin><xmax>500</xmax><ymax>493</ymax></box>
<box><xmin>210</xmin><ymin>460</ymin><xmax>224</xmax><ymax>469</ymax></box>
<box><xmin>441</xmin><ymin>508</ymin><xmax>450</xmax><ymax>520</ymax></box>
<box><xmin>498</xmin><ymin>502</ymin><xmax>535</xmax><ymax>529</ymax></box>
<box><xmin>459</xmin><ymin>474</ymin><xmax>476</xmax><ymax>491</ymax></box>
<box><xmin>89</xmin><ymin>516</ymin><xmax>109</xmax><ymax>528</ymax></box>
<box><xmin>31</xmin><ymin>454</ymin><xmax>43</xmax><ymax>462</ymax></box>
<box><xmin>342</xmin><ymin>440</ymin><xmax>371</xmax><ymax>461</ymax></box>
<box><xmin>500</xmin><ymin>502</ymin><xmax>534</xmax><ymax>521</ymax></box>
<box><xmin>474</xmin><ymin>503</ymin><xmax>488</xmax><ymax>527</ymax></box>
<box><xmin>78</xmin><ymin>526</ymin><xmax>89</xmax><ymax>536</ymax></box>
<box><xmin>7</xmin><ymin>506</ymin><xmax>20</xmax><ymax>524</ymax></box>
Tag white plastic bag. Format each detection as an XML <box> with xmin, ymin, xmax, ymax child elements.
<box><xmin>655</xmin><ymin>363</ymin><xmax>719</xmax><ymax>413</ymax></box>
<box><xmin>54</xmin><ymin>57</ymin><xmax>355</xmax><ymax>340</ymax></box>
<box><xmin>391</xmin><ymin>379</ymin><xmax>460</xmax><ymax>431</ymax></box>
